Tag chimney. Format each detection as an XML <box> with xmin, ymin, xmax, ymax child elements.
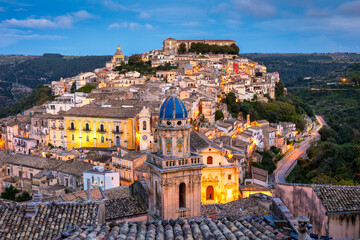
<box><xmin>296</xmin><ymin>216</ymin><xmax>312</xmax><ymax>240</ymax></box>
<box><xmin>87</xmin><ymin>179</ymin><xmax>91</xmax><ymax>201</ymax></box>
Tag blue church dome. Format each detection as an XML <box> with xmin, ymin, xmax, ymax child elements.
<box><xmin>159</xmin><ymin>95</ymin><xmax>188</xmax><ymax>119</ymax></box>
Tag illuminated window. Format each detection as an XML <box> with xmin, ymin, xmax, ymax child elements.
<box><xmin>101</xmin><ymin>136</ymin><xmax>104</xmax><ymax>143</ymax></box>
<box><xmin>207</xmin><ymin>156</ymin><xmax>213</xmax><ymax>164</ymax></box>
<box><xmin>228</xmin><ymin>174</ymin><xmax>232</xmax><ymax>180</ymax></box>
<box><xmin>86</xmin><ymin>135</ymin><xmax>89</xmax><ymax>142</ymax></box>
<box><xmin>71</xmin><ymin>134</ymin><xmax>74</xmax><ymax>141</ymax></box>
<box><xmin>70</xmin><ymin>122</ymin><xmax>75</xmax><ymax>130</ymax></box>
<box><xmin>206</xmin><ymin>186</ymin><xmax>214</xmax><ymax>200</ymax></box>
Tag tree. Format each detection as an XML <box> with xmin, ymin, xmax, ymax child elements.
<box><xmin>128</xmin><ymin>54</ymin><xmax>142</xmax><ymax>65</ymax></box>
<box><xmin>178</xmin><ymin>43</ymin><xmax>186</xmax><ymax>54</ymax></box>
<box><xmin>76</xmin><ymin>84</ymin><xmax>96</xmax><ymax>93</ymax></box>
<box><xmin>215</xmin><ymin>110</ymin><xmax>224</xmax><ymax>121</ymax></box>
<box><xmin>275</xmin><ymin>81</ymin><xmax>285</xmax><ymax>99</ymax></box>
<box><xmin>70</xmin><ymin>82</ymin><xmax>76</xmax><ymax>93</ymax></box>
<box><xmin>1</xmin><ymin>185</ymin><xmax>19</xmax><ymax>201</ymax></box>
<box><xmin>15</xmin><ymin>191</ymin><xmax>32</xmax><ymax>202</ymax></box>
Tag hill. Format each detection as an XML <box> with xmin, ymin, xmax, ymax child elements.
<box><xmin>242</xmin><ymin>53</ymin><xmax>360</xmax><ymax>85</ymax></box>
<box><xmin>0</xmin><ymin>54</ymin><xmax>111</xmax><ymax>108</ymax></box>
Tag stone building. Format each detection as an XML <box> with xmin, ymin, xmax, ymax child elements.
<box><xmin>163</xmin><ymin>38</ymin><xmax>236</xmax><ymax>54</ymax></box>
<box><xmin>146</xmin><ymin>92</ymin><xmax>205</xmax><ymax>219</ymax></box>
<box><xmin>275</xmin><ymin>183</ymin><xmax>360</xmax><ymax>239</ymax></box>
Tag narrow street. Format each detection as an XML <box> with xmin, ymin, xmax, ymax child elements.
<box><xmin>273</xmin><ymin>115</ymin><xmax>324</xmax><ymax>183</ymax></box>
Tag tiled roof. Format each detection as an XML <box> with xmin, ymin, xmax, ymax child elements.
<box><xmin>63</xmin><ymin>105</ymin><xmax>139</xmax><ymax>118</ymax></box>
<box><xmin>313</xmin><ymin>185</ymin><xmax>360</xmax><ymax>213</ymax></box>
<box><xmin>0</xmin><ymin>201</ymin><xmax>100</xmax><ymax>240</ymax></box>
<box><xmin>120</xmin><ymin>151</ymin><xmax>146</xmax><ymax>161</ymax></box>
<box><xmin>53</xmin><ymin>160</ymin><xmax>94</xmax><ymax>177</ymax></box>
<box><xmin>61</xmin><ymin>216</ymin><xmax>284</xmax><ymax>240</ymax></box>
<box><xmin>105</xmin><ymin>197</ymin><xmax>147</xmax><ymax>221</ymax></box>
<box><xmin>190</xmin><ymin>130</ymin><xmax>210</xmax><ymax>152</ymax></box>
<box><xmin>43</xmin><ymin>188</ymin><xmax>104</xmax><ymax>202</ymax></box>
<box><xmin>103</xmin><ymin>185</ymin><xmax>131</xmax><ymax>200</ymax></box>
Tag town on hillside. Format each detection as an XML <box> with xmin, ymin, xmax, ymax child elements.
<box><xmin>0</xmin><ymin>39</ymin><xmax>358</xmax><ymax>240</ymax></box>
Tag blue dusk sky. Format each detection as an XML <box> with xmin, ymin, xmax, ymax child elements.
<box><xmin>0</xmin><ymin>0</ymin><xmax>360</xmax><ymax>55</ymax></box>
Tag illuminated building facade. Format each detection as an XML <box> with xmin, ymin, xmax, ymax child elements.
<box><xmin>190</xmin><ymin>131</ymin><xmax>240</xmax><ymax>204</ymax></box>
<box><xmin>146</xmin><ymin>92</ymin><xmax>205</xmax><ymax>219</ymax></box>
<box><xmin>63</xmin><ymin>104</ymin><xmax>150</xmax><ymax>150</ymax></box>
<box><xmin>163</xmin><ymin>38</ymin><xmax>236</xmax><ymax>54</ymax></box>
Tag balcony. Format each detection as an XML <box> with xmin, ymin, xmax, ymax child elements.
<box><xmin>59</xmin><ymin>126</ymin><xmax>64</xmax><ymax>130</ymax></box>
<box><xmin>82</xmin><ymin>128</ymin><xmax>92</xmax><ymax>132</ymax></box>
<box><xmin>120</xmin><ymin>176</ymin><xmax>131</xmax><ymax>182</ymax></box>
<box><xmin>67</xmin><ymin>128</ymin><xmax>76</xmax><ymax>131</ymax></box>
<box><xmin>112</xmin><ymin>130</ymin><xmax>123</xmax><ymax>134</ymax></box>
<box><xmin>97</xmin><ymin>129</ymin><xmax>106</xmax><ymax>133</ymax></box>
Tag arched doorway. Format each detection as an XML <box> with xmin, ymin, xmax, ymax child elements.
<box><xmin>116</xmin><ymin>136</ymin><xmax>120</xmax><ymax>146</ymax></box>
<box><xmin>179</xmin><ymin>183</ymin><xmax>186</xmax><ymax>208</ymax></box>
<box><xmin>206</xmin><ymin>186</ymin><xmax>214</xmax><ymax>200</ymax></box>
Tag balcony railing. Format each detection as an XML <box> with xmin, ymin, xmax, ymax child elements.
<box><xmin>67</xmin><ymin>128</ymin><xmax>76</xmax><ymax>131</ymax></box>
<box><xmin>97</xmin><ymin>129</ymin><xmax>106</xmax><ymax>133</ymax></box>
<box><xmin>59</xmin><ymin>126</ymin><xmax>64</xmax><ymax>130</ymax></box>
<box><xmin>82</xmin><ymin>128</ymin><xmax>91</xmax><ymax>132</ymax></box>
<box><xmin>112</xmin><ymin>130</ymin><xmax>123</xmax><ymax>134</ymax></box>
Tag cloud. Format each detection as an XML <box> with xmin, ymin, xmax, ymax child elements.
<box><xmin>108</xmin><ymin>23</ymin><xmax>120</xmax><ymax>29</ymax></box>
<box><xmin>232</xmin><ymin>0</ymin><xmax>276</xmax><ymax>18</ymax></box>
<box><xmin>1</xmin><ymin>10</ymin><xmax>94</xmax><ymax>29</ymax></box>
<box><xmin>5</xmin><ymin>33</ymin><xmax>66</xmax><ymax>40</ymax></box>
<box><xmin>2</xmin><ymin>18</ymin><xmax>58</xmax><ymax>29</ymax></box>
<box><xmin>145</xmin><ymin>23</ymin><xmax>153</xmax><ymax>30</ymax></box>
<box><xmin>306</xmin><ymin>8</ymin><xmax>331</xmax><ymax>18</ymax></box>
<box><xmin>102</xmin><ymin>0</ymin><xmax>130</xmax><ymax>11</ymax></box>
<box><xmin>108</xmin><ymin>21</ymin><xmax>154</xmax><ymax>30</ymax></box>
<box><xmin>139</xmin><ymin>12</ymin><xmax>150</xmax><ymax>19</ymax></box>
<box><xmin>15</xmin><ymin>8</ymin><xmax>26</xmax><ymax>11</ymax></box>
<box><xmin>338</xmin><ymin>0</ymin><xmax>360</xmax><ymax>16</ymax></box>
<box><xmin>180</xmin><ymin>21</ymin><xmax>200</xmax><ymax>27</ymax></box>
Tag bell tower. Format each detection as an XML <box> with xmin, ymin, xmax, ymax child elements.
<box><xmin>146</xmin><ymin>92</ymin><xmax>205</xmax><ymax>219</ymax></box>
<box><xmin>138</xmin><ymin>106</ymin><xmax>151</xmax><ymax>151</ymax></box>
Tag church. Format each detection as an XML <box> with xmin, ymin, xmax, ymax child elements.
<box><xmin>145</xmin><ymin>91</ymin><xmax>240</xmax><ymax>219</ymax></box>
<box><xmin>105</xmin><ymin>45</ymin><xmax>125</xmax><ymax>68</ymax></box>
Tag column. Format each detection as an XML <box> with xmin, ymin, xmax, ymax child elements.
<box><xmin>108</xmin><ymin>121</ymin><xmax>111</xmax><ymax>147</ymax></box>
<box><xmin>79</xmin><ymin>120</ymin><xmax>82</xmax><ymax>148</ymax></box>
<box><xmin>93</xmin><ymin>121</ymin><xmax>96</xmax><ymax>147</ymax></box>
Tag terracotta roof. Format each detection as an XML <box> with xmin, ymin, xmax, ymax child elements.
<box><xmin>103</xmin><ymin>185</ymin><xmax>131</xmax><ymax>200</ymax></box>
<box><xmin>105</xmin><ymin>197</ymin><xmax>147</xmax><ymax>221</ymax></box>
<box><xmin>313</xmin><ymin>185</ymin><xmax>360</xmax><ymax>213</ymax></box>
<box><xmin>60</xmin><ymin>216</ymin><xmax>285</xmax><ymax>239</ymax></box>
<box><xmin>120</xmin><ymin>151</ymin><xmax>147</xmax><ymax>161</ymax></box>
<box><xmin>43</xmin><ymin>188</ymin><xmax>104</xmax><ymax>202</ymax></box>
<box><xmin>0</xmin><ymin>201</ymin><xmax>100</xmax><ymax>239</ymax></box>
<box><xmin>63</xmin><ymin>105</ymin><xmax>139</xmax><ymax>118</ymax></box>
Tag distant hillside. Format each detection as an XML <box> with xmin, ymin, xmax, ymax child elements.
<box><xmin>0</xmin><ymin>54</ymin><xmax>111</xmax><ymax>108</ymax></box>
<box><xmin>242</xmin><ymin>53</ymin><xmax>360</xmax><ymax>85</ymax></box>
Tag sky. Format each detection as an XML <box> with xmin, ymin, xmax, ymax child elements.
<box><xmin>0</xmin><ymin>0</ymin><xmax>360</xmax><ymax>55</ymax></box>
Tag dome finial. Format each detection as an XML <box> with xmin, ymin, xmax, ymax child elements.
<box><xmin>117</xmin><ymin>45</ymin><xmax>120</xmax><ymax>50</ymax></box>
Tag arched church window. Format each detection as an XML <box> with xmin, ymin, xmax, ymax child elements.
<box><xmin>143</xmin><ymin>121</ymin><xmax>147</xmax><ymax>131</ymax></box>
<box><xmin>206</xmin><ymin>186</ymin><xmax>214</xmax><ymax>200</ymax></box>
<box><xmin>207</xmin><ymin>156</ymin><xmax>213</xmax><ymax>165</ymax></box>
<box><xmin>85</xmin><ymin>123</ymin><xmax>90</xmax><ymax>131</ymax></box>
<box><xmin>179</xmin><ymin>183</ymin><xmax>186</xmax><ymax>208</ymax></box>
<box><xmin>100</xmin><ymin>123</ymin><xmax>104</xmax><ymax>132</ymax></box>
<box><xmin>70</xmin><ymin>122</ymin><xmax>75</xmax><ymax>130</ymax></box>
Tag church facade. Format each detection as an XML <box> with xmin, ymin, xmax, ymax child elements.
<box><xmin>146</xmin><ymin>93</ymin><xmax>205</xmax><ymax>219</ymax></box>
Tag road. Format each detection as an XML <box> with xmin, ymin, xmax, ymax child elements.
<box><xmin>273</xmin><ymin>115</ymin><xmax>324</xmax><ymax>183</ymax></box>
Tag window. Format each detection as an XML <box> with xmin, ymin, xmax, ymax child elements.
<box><xmin>70</xmin><ymin>122</ymin><xmax>75</xmax><ymax>130</ymax></box>
<box><xmin>101</xmin><ymin>136</ymin><xmax>104</xmax><ymax>143</ymax></box>
<box><xmin>116</xmin><ymin>125</ymin><xmax>120</xmax><ymax>133</ymax></box>
<box><xmin>228</xmin><ymin>174</ymin><xmax>232</xmax><ymax>180</ymax></box>
<box><xmin>85</xmin><ymin>123</ymin><xmax>90</xmax><ymax>131</ymax></box>
<box><xmin>112</xmin><ymin>177</ymin><xmax>114</xmax><ymax>180</ymax></box>
<box><xmin>143</xmin><ymin>121</ymin><xmax>147</xmax><ymax>130</ymax></box>
<box><xmin>53</xmin><ymin>133</ymin><xmax>56</xmax><ymax>139</ymax></box>
<box><xmin>116</xmin><ymin>136</ymin><xmax>120</xmax><ymax>146</ymax></box>
<box><xmin>86</xmin><ymin>135</ymin><xmax>89</xmax><ymax>142</ymax></box>
<box><xmin>206</xmin><ymin>186</ymin><xmax>214</xmax><ymax>200</ymax></box>
<box><xmin>207</xmin><ymin>156</ymin><xmax>213</xmax><ymax>165</ymax></box>
<box><xmin>100</xmin><ymin>123</ymin><xmax>104</xmax><ymax>132</ymax></box>
<box><xmin>52</xmin><ymin>121</ymin><xmax>55</xmax><ymax>128</ymax></box>
<box><xmin>7</xmin><ymin>168</ymin><xmax>10</xmax><ymax>176</ymax></box>
<box><xmin>71</xmin><ymin>134</ymin><xmax>75</xmax><ymax>141</ymax></box>
<box><xmin>19</xmin><ymin>171</ymin><xmax>22</xmax><ymax>178</ymax></box>
<box><xmin>30</xmin><ymin>173</ymin><xmax>33</xmax><ymax>180</ymax></box>
<box><xmin>92</xmin><ymin>176</ymin><xmax>94</xmax><ymax>183</ymax></box>
<box><xmin>179</xmin><ymin>183</ymin><xmax>186</xmax><ymax>208</ymax></box>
